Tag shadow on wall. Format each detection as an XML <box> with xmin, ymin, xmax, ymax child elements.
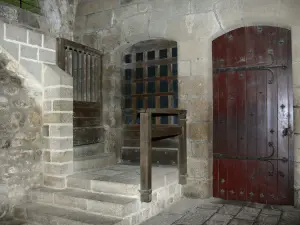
<box><xmin>0</xmin><ymin>53</ymin><xmax>43</xmax><ymax>218</ymax></box>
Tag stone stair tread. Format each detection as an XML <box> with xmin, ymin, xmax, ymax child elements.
<box><xmin>33</xmin><ymin>187</ymin><xmax>137</xmax><ymax>205</ymax></box>
<box><xmin>74</xmin><ymin>152</ymin><xmax>114</xmax><ymax>161</ymax></box>
<box><xmin>16</xmin><ymin>203</ymin><xmax>122</xmax><ymax>225</ymax></box>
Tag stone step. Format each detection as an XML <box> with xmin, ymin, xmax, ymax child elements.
<box><xmin>74</xmin><ymin>143</ymin><xmax>104</xmax><ymax>159</ymax></box>
<box><xmin>30</xmin><ymin>187</ymin><xmax>139</xmax><ymax>218</ymax></box>
<box><xmin>67</xmin><ymin>175</ymin><xmax>140</xmax><ymax>197</ymax></box>
<box><xmin>73</xmin><ymin>152</ymin><xmax>116</xmax><ymax>172</ymax></box>
<box><xmin>14</xmin><ymin>203</ymin><xmax>124</xmax><ymax>225</ymax></box>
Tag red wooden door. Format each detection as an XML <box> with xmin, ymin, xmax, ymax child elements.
<box><xmin>212</xmin><ymin>26</ymin><xmax>294</xmax><ymax>205</ymax></box>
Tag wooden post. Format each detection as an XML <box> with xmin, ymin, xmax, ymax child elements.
<box><xmin>56</xmin><ymin>38</ymin><xmax>66</xmax><ymax>71</ymax></box>
<box><xmin>178</xmin><ymin>111</ymin><xmax>187</xmax><ymax>184</ymax></box>
<box><xmin>139</xmin><ymin>111</ymin><xmax>152</xmax><ymax>202</ymax></box>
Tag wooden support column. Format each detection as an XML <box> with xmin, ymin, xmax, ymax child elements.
<box><xmin>178</xmin><ymin>111</ymin><xmax>187</xmax><ymax>184</ymax></box>
<box><xmin>139</xmin><ymin>110</ymin><xmax>152</xmax><ymax>202</ymax></box>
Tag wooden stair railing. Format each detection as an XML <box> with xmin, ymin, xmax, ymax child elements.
<box><xmin>138</xmin><ymin>109</ymin><xmax>187</xmax><ymax>202</ymax></box>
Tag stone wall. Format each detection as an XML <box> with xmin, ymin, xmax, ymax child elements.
<box><xmin>0</xmin><ymin>19</ymin><xmax>74</xmax><ymax>217</ymax></box>
<box><xmin>74</xmin><ymin>0</ymin><xmax>300</xmax><ymax>206</ymax></box>
<box><xmin>0</xmin><ymin>1</ymin><xmax>77</xmax><ymax>39</ymax></box>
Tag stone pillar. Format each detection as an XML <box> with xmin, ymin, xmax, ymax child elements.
<box><xmin>178</xmin><ymin>39</ymin><xmax>213</xmax><ymax>198</ymax></box>
<box><xmin>292</xmin><ymin>26</ymin><xmax>300</xmax><ymax>208</ymax></box>
<box><xmin>42</xmin><ymin>64</ymin><xmax>73</xmax><ymax>189</ymax></box>
<box><xmin>102</xmin><ymin>53</ymin><xmax>123</xmax><ymax>160</ymax></box>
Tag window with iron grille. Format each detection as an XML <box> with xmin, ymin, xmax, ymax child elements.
<box><xmin>123</xmin><ymin>40</ymin><xmax>178</xmax><ymax>125</ymax></box>
<box><xmin>1</xmin><ymin>0</ymin><xmax>40</xmax><ymax>14</ymax></box>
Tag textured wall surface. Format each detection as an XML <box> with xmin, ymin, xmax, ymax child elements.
<box><xmin>0</xmin><ymin>51</ymin><xmax>42</xmax><ymax>216</ymax></box>
<box><xmin>73</xmin><ymin>0</ymin><xmax>300</xmax><ymax>206</ymax></box>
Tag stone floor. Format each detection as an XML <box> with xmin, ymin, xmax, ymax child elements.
<box><xmin>140</xmin><ymin>198</ymin><xmax>300</xmax><ymax>225</ymax></box>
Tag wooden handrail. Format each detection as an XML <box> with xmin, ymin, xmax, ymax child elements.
<box><xmin>139</xmin><ymin>109</ymin><xmax>187</xmax><ymax>202</ymax></box>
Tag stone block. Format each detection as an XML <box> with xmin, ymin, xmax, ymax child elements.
<box><xmin>292</xmin><ymin>26</ymin><xmax>300</xmax><ymax>63</ymax></box>
<box><xmin>241</xmin><ymin>0</ymin><xmax>280</xmax><ymax>26</ymax></box>
<box><xmin>49</xmin><ymin>125</ymin><xmax>73</xmax><ymax>137</ymax></box>
<box><xmin>187</xmin><ymin>158</ymin><xmax>212</xmax><ymax>179</ymax></box>
<box><xmin>206</xmin><ymin>213</ymin><xmax>233</xmax><ymax>224</ymax></box>
<box><xmin>214</xmin><ymin>0</ymin><xmax>243</xmax><ymax>32</ymax></box>
<box><xmin>51</xmin><ymin>150</ymin><xmax>73</xmax><ymax>163</ymax></box>
<box><xmin>21</xmin><ymin>44</ymin><xmax>38</xmax><ymax>60</ymax></box>
<box><xmin>44</xmin><ymin>162</ymin><xmax>73</xmax><ymax>175</ymax></box>
<box><xmin>5</xmin><ymin>23</ymin><xmax>27</xmax><ymax>42</ymax></box>
<box><xmin>67</xmin><ymin>177</ymin><xmax>91</xmax><ymax>190</ymax></box>
<box><xmin>148</xmin><ymin>11</ymin><xmax>167</xmax><ymax>39</ymax></box>
<box><xmin>191</xmin><ymin>0</ymin><xmax>219</xmax><ymax>13</ymax></box>
<box><xmin>86</xmin><ymin>10</ymin><xmax>112</xmax><ymax>32</ymax></box>
<box><xmin>183</xmin><ymin>179</ymin><xmax>212</xmax><ymax>198</ymax></box>
<box><xmin>0</xmin><ymin>39</ymin><xmax>19</xmax><ymax>61</ymax></box>
<box><xmin>295</xmin><ymin>134</ymin><xmax>300</xmax><ymax>162</ymax></box>
<box><xmin>182</xmin><ymin>98</ymin><xmax>213</xmax><ymax>122</ymax></box>
<box><xmin>43</xmin><ymin>64</ymin><xmax>73</xmax><ymax>87</ymax></box>
<box><xmin>121</xmin><ymin>13</ymin><xmax>149</xmax><ymax>42</ymax></box>
<box><xmin>20</xmin><ymin>59</ymin><xmax>42</xmax><ymax>83</ymax></box>
<box><xmin>187</xmin><ymin>140</ymin><xmax>212</xmax><ymax>160</ymax></box>
<box><xmin>43</xmin><ymin>100</ymin><xmax>52</xmax><ymax>111</ymax></box>
<box><xmin>138</xmin><ymin>3</ymin><xmax>152</xmax><ymax>13</ymax></box>
<box><xmin>178</xmin><ymin>60</ymin><xmax>191</xmax><ymax>77</ymax></box>
<box><xmin>178</xmin><ymin>39</ymin><xmax>211</xmax><ymax>61</ymax></box>
<box><xmin>293</xmin><ymin>62</ymin><xmax>300</xmax><ymax>87</ymax></box>
<box><xmin>54</xmin><ymin>193</ymin><xmax>87</xmax><ymax>210</ymax></box>
<box><xmin>44</xmin><ymin>175</ymin><xmax>66</xmax><ymax>188</ymax></box>
<box><xmin>77</xmin><ymin>0</ymin><xmax>119</xmax><ymax>16</ymax></box>
<box><xmin>191</xmin><ymin>59</ymin><xmax>213</xmax><ymax>77</ymax></box>
<box><xmin>43</xmin><ymin>35</ymin><xmax>56</xmax><ymax>50</ymax></box>
<box><xmin>218</xmin><ymin>205</ymin><xmax>242</xmax><ymax>216</ymax></box>
<box><xmin>294</xmin><ymin>108</ymin><xmax>300</xmax><ymax>133</ymax></box>
<box><xmin>31</xmin><ymin>189</ymin><xmax>54</xmax><ymax>204</ymax></box>
<box><xmin>43</xmin><ymin>137</ymin><xmax>73</xmax><ymax>150</ymax></box>
<box><xmin>113</xmin><ymin>5</ymin><xmax>138</xmax><ymax>25</ymax></box>
<box><xmin>28</xmin><ymin>30</ymin><xmax>42</xmax><ymax>46</ymax></box>
<box><xmin>44</xmin><ymin>87</ymin><xmax>73</xmax><ymax>99</ymax></box>
<box><xmin>277</xmin><ymin>0</ymin><xmax>300</xmax><ymax>27</ymax></box>
<box><xmin>187</xmin><ymin>122</ymin><xmax>211</xmax><ymax>141</ymax></box>
<box><xmin>39</xmin><ymin>49</ymin><xmax>55</xmax><ymax>64</ymax></box>
<box><xmin>138</xmin><ymin>212</ymin><xmax>182</xmax><ymax>225</ymax></box>
<box><xmin>74</xmin><ymin>16</ymin><xmax>87</xmax><ymax>32</ymax></box>
<box><xmin>43</xmin><ymin>113</ymin><xmax>73</xmax><ymax>124</ymax></box>
<box><xmin>178</xmin><ymin>76</ymin><xmax>211</xmax><ymax>99</ymax></box>
<box><xmin>53</xmin><ymin>100</ymin><xmax>73</xmax><ymax>112</ymax></box>
<box><xmin>166</xmin><ymin>12</ymin><xmax>220</xmax><ymax>41</ymax></box>
<box><xmin>43</xmin><ymin>150</ymin><xmax>51</xmax><ymax>162</ymax></box>
<box><xmin>295</xmin><ymin>162</ymin><xmax>300</xmax><ymax>189</ymax></box>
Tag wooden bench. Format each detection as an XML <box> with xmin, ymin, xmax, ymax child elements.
<box><xmin>137</xmin><ymin>109</ymin><xmax>187</xmax><ymax>202</ymax></box>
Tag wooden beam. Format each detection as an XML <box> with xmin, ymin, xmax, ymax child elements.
<box><xmin>178</xmin><ymin>111</ymin><xmax>187</xmax><ymax>184</ymax></box>
<box><xmin>139</xmin><ymin>111</ymin><xmax>152</xmax><ymax>202</ymax></box>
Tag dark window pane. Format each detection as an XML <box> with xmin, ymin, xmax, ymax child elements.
<box><xmin>136</xmin><ymin>52</ymin><xmax>143</xmax><ymax>62</ymax></box>
<box><xmin>124</xmin><ymin>54</ymin><xmax>132</xmax><ymax>63</ymax></box>
<box><xmin>172</xmin><ymin>97</ymin><xmax>178</xmax><ymax>108</ymax></box>
<box><xmin>136</xmin><ymin>68</ymin><xmax>143</xmax><ymax>79</ymax></box>
<box><xmin>148</xmin><ymin>82</ymin><xmax>155</xmax><ymax>93</ymax></box>
<box><xmin>173</xmin><ymin>115</ymin><xmax>178</xmax><ymax>124</ymax></box>
<box><xmin>160</xmin><ymin>65</ymin><xmax>168</xmax><ymax>76</ymax></box>
<box><xmin>147</xmin><ymin>51</ymin><xmax>155</xmax><ymax>60</ymax></box>
<box><xmin>172</xmin><ymin>64</ymin><xmax>177</xmax><ymax>76</ymax></box>
<box><xmin>160</xmin><ymin>96</ymin><xmax>168</xmax><ymax>108</ymax></box>
<box><xmin>136</xmin><ymin>98</ymin><xmax>143</xmax><ymax>109</ymax></box>
<box><xmin>161</xmin><ymin>116</ymin><xmax>169</xmax><ymax>124</ymax></box>
<box><xmin>124</xmin><ymin>113</ymin><xmax>132</xmax><ymax>124</ymax></box>
<box><xmin>125</xmin><ymin>69</ymin><xmax>132</xmax><ymax>80</ymax></box>
<box><xmin>172</xmin><ymin>80</ymin><xmax>178</xmax><ymax>92</ymax></box>
<box><xmin>159</xmin><ymin>49</ymin><xmax>168</xmax><ymax>59</ymax></box>
<box><xmin>148</xmin><ymin>96</ymin><xmax>155</xmax><ymax>108</ymax></box>
<box><xmin>125</xmin><ymin>98</ymin><xmax>132</xmax><ymax>108</ymax></box>
<box><xmin>136</xmin><ymin>83</ymin><xmax>144</xmax><ymax>94</ymax></box>
<box><xmin>160</xmin><ymin>80</ymin><xmax>168</xmax><ymax>92</ymax></box>
<box><xmin>172</xmin><ymin>47</ymin><xmax>177</xmax><ymax>57</ymax></box>
<box><xmin>148</xmin><ymin>66</ymin><xmax>156</xmax><ymax>78</ymax></box>
<box><xmin>124</xmin><ymin>84</ymin><xmax>131</xmax><ymax>95</ymax></box>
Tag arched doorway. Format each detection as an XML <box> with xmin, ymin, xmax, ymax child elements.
<box><xmin>212</xmin><ymin>26</ymin><xmax>294</xmax><ymax>205</ymax></box>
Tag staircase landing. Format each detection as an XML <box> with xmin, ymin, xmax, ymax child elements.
<box><xmin>15</xmin><ymin>164</ymin><xmax>182</xmax><ymax>225</ymax></box>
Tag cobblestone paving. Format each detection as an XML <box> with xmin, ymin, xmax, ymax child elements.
<box><xmin>140</xmin><ymin>198</ymin><xmax>300</xmax><ymax>225</ymax></box>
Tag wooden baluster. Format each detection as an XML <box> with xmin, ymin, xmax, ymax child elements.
<box><xmin>178</xmin><ymin>111</ymin><xmax>187</xmax><ymax>184</ymax></box>
<box><xmin>140</xmin><ymin>110</ymin><xmax>152</xmax><ymax>202</ymax></box>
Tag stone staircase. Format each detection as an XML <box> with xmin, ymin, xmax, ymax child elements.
<box><xmin>73</xmin><ymin>144</ymin><xmax>117</xmax><ymax>172</ymax></box>
<box><xmin>13</xmin><ymin>164</ymin><xmax>182</xmax><ymax>225</ymax></box>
